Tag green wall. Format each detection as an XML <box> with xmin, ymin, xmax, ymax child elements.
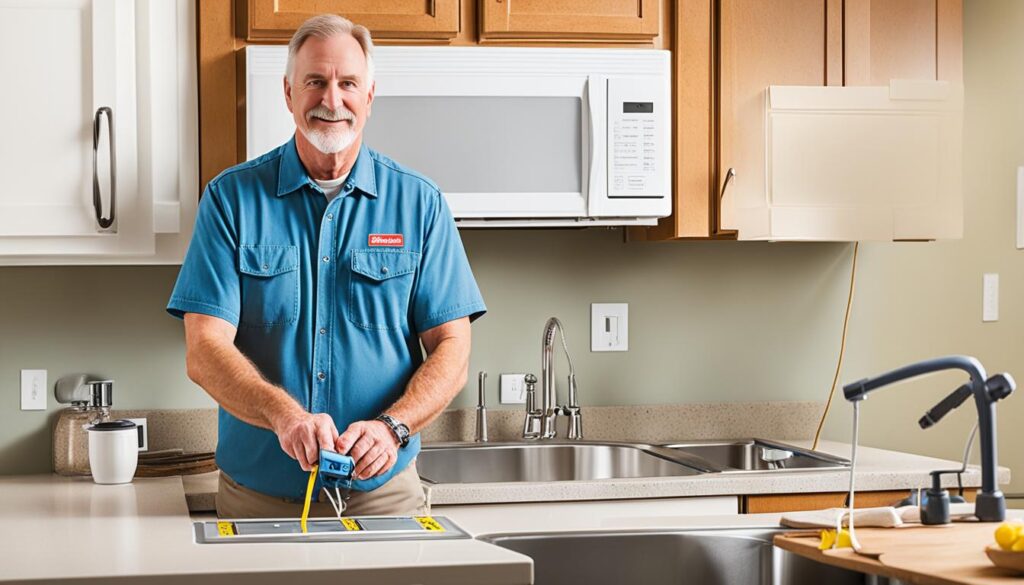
<box><xmin>1</xmin><ymin>0</ymin><xmax>1021</xmax><ymax>493</ymax></box>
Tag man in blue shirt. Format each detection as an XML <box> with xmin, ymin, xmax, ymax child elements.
<box><xmin>167</xmin><ymin>14</ymin><xmax>485</xmax><ymax>518</ymax></box>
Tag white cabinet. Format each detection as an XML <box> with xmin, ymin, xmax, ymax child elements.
<box><xmin>0</xmin><ymin>0</ymin><xmax>196</xmax><ymax>264</ymax></box>
<box><xmin>722</xmin><ymin>81</ymin><xmax>963</xmax><ymax>241</ymax></box>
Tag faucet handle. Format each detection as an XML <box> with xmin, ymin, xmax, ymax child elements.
<box><xmin>475</xmin><ymin>371</ymin><xmax>488</xmax><ymax>443</ymax></box>
<box><xmin>477</xmin><ymin>371</ymin><xmax>488</xmax><ymax>407</ymax></box>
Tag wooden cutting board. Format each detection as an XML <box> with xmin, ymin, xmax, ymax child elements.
<box><xmin>774</xmin><ymin>523</ymin><xmax>1024</xmax><ymax>585</ymax></box>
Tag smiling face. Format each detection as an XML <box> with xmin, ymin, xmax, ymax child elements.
<box><xmin>284</xmin><ymin>33</ymin><xmax>374</xmax><ymax>155</ymax></box>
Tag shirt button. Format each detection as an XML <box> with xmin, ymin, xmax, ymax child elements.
<box><xmin>322</xmin><ymin>256</ymin><xmax>329</xmax><ymax>263</ymax></box>
<box><xmin>326</xmin><ymin>213</ymin><xmax>333</xmax><ymax>221</ymax></box>
<box><xmin>262</xmin><ymin>264</ymin><xmax>269</xmax><ymax>271</ymax></box>
<box><xmin>319</xmin><ymin>328</ymin><xmax>326</xmax><ymax>335</ymax></box>
<box><xmin>344</xmin><ymin>182</ymin><xmax>353</xmax><ymax>190</ymax></box>
<box><xmin>317</xmin><ymin>372</ymin><xmax>326</xmax><ymax>381</ymax></box>
<box><xmin>381</xmin><ymin>266</ymin><xmax>389</xmax><ymax>274</ymax></box>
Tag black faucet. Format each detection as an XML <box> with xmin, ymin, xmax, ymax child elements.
<box><xmin>843</xmin><ymin>355</ymin><xmax>1014</xmax><ymax>523</ymax></box>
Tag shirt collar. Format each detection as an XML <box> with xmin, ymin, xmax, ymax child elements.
<box><xmin>276</xmin><ymin>135</ymin><xmax>378</xmax><ymax>199</ymax></box>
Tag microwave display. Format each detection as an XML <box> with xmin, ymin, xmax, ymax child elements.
<box><xmin>623</xmin><ymin>102</ymin><xmax>654</xmax><ymax>114</ymax></box>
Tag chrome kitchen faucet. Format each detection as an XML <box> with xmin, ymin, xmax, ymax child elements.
<box><xmin>523</xmin><ymin>317</ymin><xmax>583</xmax><ymax>440</ymax></box>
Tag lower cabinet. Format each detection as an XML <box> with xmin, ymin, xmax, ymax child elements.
<box><xmin>743</xmin><ymin>490</ymin><xmax>912</xmax><ymax>514</ymax></box>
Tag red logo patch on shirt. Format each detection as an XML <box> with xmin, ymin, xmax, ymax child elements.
<box><xmin>368</xmin><ymin>234</ymin><xmax>404</xmax><ymax>247</ymax></box>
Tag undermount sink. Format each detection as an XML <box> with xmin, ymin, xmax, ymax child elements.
<box><xmin>480</xmin><ymin>528</ymin><xmax>880</xmax><ymax>585</ymax></box>
<box><xmin>660</xmin><ymin>439</ymin><xmax>850</xmax><ymax>472</ymax></box>
<box><xmin>416</xmin><ymin>439</ymin><xmax>848</xmax><ymax>484</ymax></box>
<box><xmin>416</xmin><ymin>442</ymin><xmax>705</xmax><ymax>484</ymax></box>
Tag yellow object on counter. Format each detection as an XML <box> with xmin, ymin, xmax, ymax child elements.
<box><xmin>300</xmin><ymin>464</ymin><xmax>319</xmax><ymax>534</ymax></box>
<box><xmin>819</xmin><ymin>528</ymin><xmax>854</xmax><ymax>550</ymax></box>
<box><xmin>995</xmin><ymin>522</ymin><xmax>1024</xmax><ymax>552</ymax></box>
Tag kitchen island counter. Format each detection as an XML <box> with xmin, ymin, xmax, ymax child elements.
<box><xmin>0</xmin><ymin>474</ymin><xmax>531</xmax><ymax>585</ymax></box>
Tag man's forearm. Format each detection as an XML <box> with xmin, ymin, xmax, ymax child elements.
<box><xmin>186</xmin><ymin>336</ymin><xmax>304</xmax><ymax>431</ymax></box>
<box><xmin>385</xmin><ymin>335</ymin><xmax>470</xmax><ymax>434</ymax></box>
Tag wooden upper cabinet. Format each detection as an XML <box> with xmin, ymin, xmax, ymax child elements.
<box><xmin>717</xmin><ymin>0</ymin><xmax>835</xmax><ymax>236</ymax></box>
<box><xmin>844</xmin><ymin>0</ymin><xmax>963</xmax><ymax>85</ymax></box>
<box><xmin>243</xmin><ymin>0</ymin><xmax>460</xmax><ymax>42</ymax></box>
<box><xmin>480</xmin><ymin>0</ymin><xmax>660</xmax><ymax>42</ymax></box>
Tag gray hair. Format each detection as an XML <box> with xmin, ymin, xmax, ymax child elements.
<box><xmin>285</xmin><ymin>14</ymin><xmax>375</xmax><ymax>84</ymax></box>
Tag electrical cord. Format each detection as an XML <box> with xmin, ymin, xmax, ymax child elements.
<box><xmin>813</xmin><ymin>242</ymin><xmax>860</xmax><ymax>450</ymax></box>
<box><xmin>956</xmin><ymin>421</ymin><xmax>979</xmax><ymax>497</ymax></box>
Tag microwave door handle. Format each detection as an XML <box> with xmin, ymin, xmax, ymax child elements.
<box><xmin>586</xmin><ymin>76</ymin><xmax>601</xmax><ymax>202</ymax></box>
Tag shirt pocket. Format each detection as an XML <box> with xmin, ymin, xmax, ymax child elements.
<box><xmin>237</xmin><ymin>244</ymin><xmax>299</xmax><ymax>328</ymax></box>
<box><xmin>347</xmin><ymin>249</ymin><xmax>420</xmax><ymax>331</ymax></box>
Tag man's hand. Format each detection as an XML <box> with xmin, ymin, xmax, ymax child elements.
<box><xmin>272</xmin><ymin>411</ymin><xmax>339</xmax><ymax>471</ymax></box>
<box><xmin>335</xmin><ymin>420</ymin><xmax>399</xmax><ymax>480</ymax></box>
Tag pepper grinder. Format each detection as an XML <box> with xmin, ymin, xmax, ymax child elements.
<box><xmin>52</xmin><ymin>375</ymin><xmax>114</xmax><ymax>476</ymax></box>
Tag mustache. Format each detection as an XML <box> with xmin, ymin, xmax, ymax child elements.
<box><xmin>306</xmin><ymin>105</ymin><xmax>355</xmax><ymax>123</ymax></box>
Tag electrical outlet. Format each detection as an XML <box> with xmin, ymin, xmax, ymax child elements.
<box><xmin>20</xmin><ymin>370</ymin><xmax>46</xmax><ymax>411</ymax></box>
<box><xmin>499</xmin><ymin>374</ymin><xmax>527</xmax><ymax>404</ymax></box>
<box><xmin>983</xmin><ymin>273</ymin><xmax>999</xmax><ymax>322</ymax></box>
<box><xmin>591</xmin><ymin>303</ymin><xmax>628</xmax><ymax>351</ymax></box>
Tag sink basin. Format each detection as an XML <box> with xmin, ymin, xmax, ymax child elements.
<box><xmin>662</xmin><ymin>439</ymin><xmax>850</xmax><ymax>472</ymax></box>
<box><xmin>417</xmin><ymin>442</ymin><xmax>704</xmax><ymax>484</ymax></box>
<box><xmin>481</xmin><ymin>528</ymin><xmax>880</xmax><ymax>585</ymax></box>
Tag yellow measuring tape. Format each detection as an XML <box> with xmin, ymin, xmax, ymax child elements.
<box><xmin>300</xmin><ymin>464</ymin><xmax>319</xmax><ymax>534</ymax></box>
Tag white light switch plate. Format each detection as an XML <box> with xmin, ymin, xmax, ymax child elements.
<box><xmin>592</xmin><ymin>303</ymin><xmax>628</xmax><ymax>351</ymax></box>
<box><xmin>1017</xmin><ymin>167</ymin><xmax>1024</xmax><ymax>249</ymax></box>
<box><xmin>20</xmin><ymin>370</ymin><xmax>46</xmax><ymax>411</ymax></box>
<box><xmin>499</xmin><ymin>374</ymin><xmax>527</xmax><ymax>404</ymax></box>
<box><xmin>983</xmin><ymin>273</ymin><xmax>999</xmax><ymax>322</ymax></box>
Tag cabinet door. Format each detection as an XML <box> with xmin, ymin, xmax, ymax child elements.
<box><xmin>717</xmin><ymin>0</ymin><xmax>836</xmax><ymax>237</ymax></box>
<box><xmin>845</xmin><ymin>0</ymin><xmax>963</xmax><ymax>85</ymax></box>
<box><xmin>480</xmin><ymin>0</ymin><xmax>660</xmax><ymax>42</ymax></box>
<box><xmin>244</xmin><ymin>0</ymin><xmax>460</xmax><ymax>42</ymax></box>
<box><xmin>0</xmin><ymin>0</ymin><xmax>153</xmax><ymax>257</ymax></box>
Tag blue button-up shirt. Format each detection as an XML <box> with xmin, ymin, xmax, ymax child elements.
<box><xmin>167</xmin><ymin>137</ymin><xmax>486</xmax><ymax>499</ymax></box>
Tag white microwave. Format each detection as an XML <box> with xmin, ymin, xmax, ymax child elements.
<box><xmin>245</xmin><ymin>46</ymin><xmax>671</xmax><ymax>227</ymax></box>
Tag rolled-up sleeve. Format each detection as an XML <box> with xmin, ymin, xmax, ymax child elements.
<box><xmin>166</xmin><ymin>184</ymin><xmax>241</xmax><ymax>326</ymax></box>
<box><xmin>411</xmin><ymin>193</ymin><xmax>487</xmax><ymax>333</ymax></box>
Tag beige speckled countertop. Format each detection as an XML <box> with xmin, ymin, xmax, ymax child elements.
<box><xmin>422</xmin><ymin>440</ymin><xmax>1011</xmax><ymax>505</ymax></box>
<box><xmin>182</xmin><ymin>439</ymin><xmax>1009</xmax><ymax>511</ymax></box>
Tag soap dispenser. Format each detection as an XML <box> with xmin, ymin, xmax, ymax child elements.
<box><xmin>52</xmin><ymin>375</ymin><xmax>114</xmax><ymax>476</ymax></box>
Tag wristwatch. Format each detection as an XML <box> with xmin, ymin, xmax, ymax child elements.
<box><xmin>375</xmin><ymin>413</ymin><xmax>410</xmax><ymax>448</ymax></box>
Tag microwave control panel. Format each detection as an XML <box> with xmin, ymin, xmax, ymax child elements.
<box><xmin>607</xmin><ymin>77</ymin><xmax>667</xmax><ymax>199</ymax></box>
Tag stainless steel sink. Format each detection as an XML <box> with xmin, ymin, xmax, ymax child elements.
<box><xmin>416</xmin><ymin>439</ymin><xmax>848</xmax><ymax>485</ymax></box>
<box><xmin>662</xmin><ymin>439</ymin><xmax>850</xmax><ymax>472</ymax></box>
<box><xmin>417</xmin><ymin>442</ymin><xmax>705</xmax><ymax>484</ymax></box>
<box><xmin>481</xmin><ymin>528</ymin><xmax>884</xmax><ymax>585</ymax></box>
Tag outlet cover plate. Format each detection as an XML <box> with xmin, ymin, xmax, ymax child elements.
<box><xmin>500</xmin><ymin>374</ymin><xmax>527</xmax><ymax>404</ymax></box>
<box><xmin>20</xmin><ymin>370</ymin><xmax>46</xmax><ymax>411</ymax></box>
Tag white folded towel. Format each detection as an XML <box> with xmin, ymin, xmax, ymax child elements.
<box><xmin>781</xmin><ymin>506</ymin><xmax>903</xmax><ymax>529</ymax></box>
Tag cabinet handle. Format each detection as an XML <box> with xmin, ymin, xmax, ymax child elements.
<box><xmin>92</xmin><ymin>106</ymin><xmax>116</xmax><ymax>230</ymax></box>
<box><xmin>719</xmin><ymin>167</ymin><xmax>736</xmax><ymax>201</ymax></box>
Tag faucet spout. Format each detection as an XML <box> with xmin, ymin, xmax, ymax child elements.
<box><xmin>843</xmin><ymin>355</ymin><xmax>1014</xmax><ymax>522</ymax></box>
<box><xmin>539</xmin><ymin>317</ymin><xmax>583</xmax><ymax>440</ymax></box>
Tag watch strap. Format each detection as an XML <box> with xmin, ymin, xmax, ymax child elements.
<box><xmin>375</xmin><ymin>413</ymin><xmax>410</xmax><ymax>447</ymax></box>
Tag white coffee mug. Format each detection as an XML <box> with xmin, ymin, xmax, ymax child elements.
<box><xmin>87</xmin><ymin>420</ymin><xmax>140</xmax><ymax>484</ymax></box>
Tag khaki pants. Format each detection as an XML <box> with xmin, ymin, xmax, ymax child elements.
<box><xmin>217</xmin><ymin>461</ymin><xmax>428</xmax><ymax>519</ymax></box>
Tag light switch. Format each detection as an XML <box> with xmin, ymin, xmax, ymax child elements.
<box><xmin>20</xmin><ymin>370</ymin><xmax>46</xmax><ymax>411</ymax></box>
<box><xmin>983</xmin><ymin>273</ymin><xmax>999</xmax><ymax>322</ymax></box>
<box><xmin>592</xmin><ymin>303</ymin><xmax>628</xmax><ymax>351</ymax></box>
<box><xmin>1017</xmin><ymin>167</ymin><xmax>1024</xmax><ymax>250</ymax></box>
